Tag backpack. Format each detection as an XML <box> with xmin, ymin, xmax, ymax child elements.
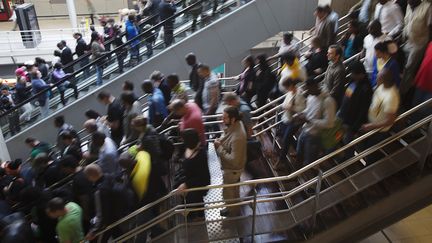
<box><xmin>158</xmin><ymin>134</ymin><xmax>174</xmax><ymax>161</ymax></box>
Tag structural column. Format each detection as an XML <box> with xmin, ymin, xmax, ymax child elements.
<box><xmin>0</xmin><ymin>128</ymin><xmax>11</xmax><ymax>162</ymax></box>
<box><xmin>66</xmin><ymin>0</ymin><xmax>78</xmax><ymax>29</ymax></box>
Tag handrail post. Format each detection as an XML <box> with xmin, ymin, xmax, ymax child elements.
<box><xmin>183</xmin><ymin>195</ymin><xmax>189</xmax><ymax>242</ymax></box>
<box><xmin>273</xmin><ymin>109</ymin><xmax>278</xmax><ymax>148</ymax></box>
<box><xmin>251</xmin><ymin>184</ymin><xmax>258</xmax><ymax>243</ymax></box>
<box><xmin>311</xmin><ymin>169</ymin><xmax>323</xmax><ymax>237</ymax></box>
<box><xmin>418</xmin><ymin>120</ymin><xmax>432</xmax><ymax>175</ymax></box>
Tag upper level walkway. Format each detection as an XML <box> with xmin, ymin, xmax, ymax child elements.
<box><xmin>0</xmin><ymin>16</ymin><xmax>107</xmax><ymax>65</ymax></box>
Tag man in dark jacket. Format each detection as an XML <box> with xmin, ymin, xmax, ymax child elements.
<box><xmin>338</xmin><ymin>60</ymin><xmax>373</xmax><ymax>158</ymax></box>
<box><xmin>0</xmin><ymin>86</ymin><xmax>20</xmax><ymax>135</ymax></box>
<box><xmin>185</xmin><ymin>53</ymin><xmax>202</xmax><ymax>92</ymax></box>
<box><xmin>57</xmin><ymin>41</ymin><xmax>74</xmax><ymax>74</ymax></box>
<box><xmin>73</xmin><ymin>32</ymin><xmax>90</xmax><ymax>78</ymax></box>
<box><xmin>84</xmin><ymin>164</ymin><xmax>133</xmax><ymax>242</ymax></box>
<box><xmin>159</xmin><ymin>0</ymin><xmax>176</xmax><ymax>47</ymax></box>
<box><xmin>322</xmin><ymin>44</ymin><xmax>346</xmax><ymax>109</ymax></box>
<box><xmin>143</xmin><ymin>0</ymin><xmax>161</xmax><ymax>25</ymax></box>
<box><xmin>60</xmin><ymin>131</ymin><xmax>82</xmax><ymax>162</ymax></box>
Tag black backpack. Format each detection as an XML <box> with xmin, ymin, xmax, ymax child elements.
<box><xmin>158</xmin><ymin>134</ymin><xmax>174</xmax><ymax>161</ymax></box>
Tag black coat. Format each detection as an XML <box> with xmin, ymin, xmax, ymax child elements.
<box><xmin>338</xmin><ymin>79</ymin><xmax>373</xmax><ymax>132</ymax></box>
<box><xmin>255</xmin><ymin>66</ymin><xmax>277</xmax><ymax>106</ymax></box>
<box><xmin>159</xmin><ymin>79</ymin><xmax>171</xmax><ymax>106</ymax></box>
<box><xmin>159</xmin><ymin>1</ymin><xmax>176</xmax><ymax>23</ymax></box>
<box><xmin>92</xmin><ymin>175</ymin><xmax>134</xmax><ymax>230</ymax></box>
<box><xmin>61</xmin><ymin>47</ymin><xmax>74</xmax><ymax>66</ymax></box>
<box><xmin>189</xmin><ymin>64</ymin><xmax>201</xmax><ymax>92</ymax></box>
<box><xmin>175</xmin><ymin>148</ymin><xmax>210</xmax><ymax>203</ymax></box>
<box><xmin>75</xmin><ymin>37</ymin><xmax>88</xmax><ymax>57</ymax></box>
<box><xmin>305</xmin><ymin>49</ymin><xmax>328</xmax><ymax>77</ymax></box>
<box><xmin>61</xmin><ymin>47</ymin><xmax>74</xmax><ymax>73</ymax></box>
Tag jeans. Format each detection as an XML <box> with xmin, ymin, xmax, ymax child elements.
<box><xmin>58</xmin><ymin>81</ymin><xmax>79</xmax><ymax>105</ymax></box>
<box><xmin>280</xmin><ymin>121</ymin><xmax>301</xmax><ymax>159</ymax></box>
<box><xmin>129</xmin><ymin>45</ymin><xmax>140</xmax><ymax>60</ymax></box>
<box><xmin>116</xmin><ymin>51</ymin><xmax>125</xmax><ymax>73</ymax></box>
<box><xmin>95</xmin><ymin>64</ymin><xmax>103</xmax><ymax>86</ymax></box>
<box><xmin>19</xmin><ymin>103</ymin><xmax>33</xmax><ymax>122</ymax></box>
<box><xmin>39</xmin><ymin>98</ymin><xmax>50</xmax><ymax>118</ymax></box>
<box><xmin>163</xmin><ymin>23</ymin><xmax>174</xmax><ymax>47</ymax></box>
<box><xmin>296</xmin><ymin>131</ymin><xmax>321</xmax><ymax>165</ymax></box>
<box><xmin>8</xmin><ymin>111</ymin><xmax>20</xmax><ymax>136</ymax></box>
<box><xmin>145</xmin><ymin>42</ymin><xmax>153</xmax><ymax>58</ymax></box>
<box><xmin>80</xmin><ymin>57</ymin><xmax>90</xmax><ymax>78</ymax></box>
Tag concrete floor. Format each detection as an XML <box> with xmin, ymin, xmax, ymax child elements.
<box><xmin>361</xmin><ymin>205</ymin><xmax>432</xmax><ymax>243</ymax></box>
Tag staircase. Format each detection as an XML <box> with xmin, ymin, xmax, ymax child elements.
<box><xmin>97</xmin><ymin>96</ymin><xmax>432</xmax><ymax>243</ymax></box>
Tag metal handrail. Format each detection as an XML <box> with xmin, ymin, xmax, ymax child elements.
<box><xmin>112</xmin><ymin>110</ymin><xmax>432</xmax><ymax>242</ymax></box>
<box><xmin>106</xmin><ymin>90</ymin><xmax>432</xmax><ymax>231</ymax></box>
<box><xmin>139</xmin><ymin>101</ymin><xmax>432</xmax><ymax>237</ymax></box>
<box><xmin>86</xmin><ymin>15</ymin><xmax>397</xmax><ymax>240</ymax></box>
<box><xmin>100</xmin><ymin>11</ymin><xmax>359</xmax><ymax>138</ymax></box>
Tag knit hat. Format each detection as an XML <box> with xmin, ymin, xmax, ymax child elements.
<box><xmin>15</xmin><ymin>68</ymin><xmax>26</xmax><ymax>77</ymax></box>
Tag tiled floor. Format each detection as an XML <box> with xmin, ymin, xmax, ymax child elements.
<box><xmin>360</xmin><ymin>204</ymin><xmax>432</xmax><ymax>243</ymax></box>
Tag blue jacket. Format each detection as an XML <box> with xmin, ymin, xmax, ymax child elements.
<box><xmin>148</xmin><ymin>88</ymin><xmax>168</xmax><ymax>126</ymax></box>
<box><xmin>31</xmin><ymin>78</ymin><xmax>50</xmax><ymax>106</ymax></box>
<box><xmin>371</xmin><ymin>57</ymin><xmax>401</xmax><ymax>88</ymax></box>
<box><xmin>126</xmin><ymin>20</ymin><xmax>140</xmax><ymax>48</ymax></box>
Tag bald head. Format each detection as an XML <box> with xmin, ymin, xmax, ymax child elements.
<box><xmin>83</xmin><ymin>119</ymin><xmax>98</xmax><ymax>133</ymax></box>
<box><xmin>84</xmin><ymin>164</ymin><xmax>103</xmax><ymax>182</ymax></box>
<box><xmin>169</xmin><ymin>99</ymin><xmax>187</xmax><ymax>116</ymax></box>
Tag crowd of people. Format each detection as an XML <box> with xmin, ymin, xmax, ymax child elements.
<box><xmin>1</xmin><ymin>0</ymin><xmax>432</xmax><ymax>242</ymax></box>
<box><xmin>1</xmin><ymin>0</ymin><xmax>234</xmax><ymax>136</ymax></box>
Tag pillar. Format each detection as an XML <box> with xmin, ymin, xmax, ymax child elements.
<box><xmin>66</xmin><ymin>0</ymin><xmax>78</xmax><ymax>29</ymax></box>
<box><xmin>0</xmin><ymin>128</ymin><xmax>11</xmax><ymax>162</ymax></box>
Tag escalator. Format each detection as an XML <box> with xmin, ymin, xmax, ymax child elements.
<box><xmin>3</xmin><ymin>0</ymin><xmax>317</xmax><ymax>160</ymax></box>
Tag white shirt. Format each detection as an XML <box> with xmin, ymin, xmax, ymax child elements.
<box><xmin>303</xmin><ymin>95</ymin><xmax>322</xmax><ymax>123</ymax></box>
<box><xmin>404</xmin><ymin>1</ymin><xmax>432</xmax><ymax>48</ymax></box>
<box><xmin>368</xmin><ymin>84</ymin><xmax>400</xmax><ymax>132</ymax></box>
<box><xmin>329</xmin><ymin>11</ymin><xmax>339</xmax><ymax>33</ymax></box>
<box><xmin>281</xmin><ymin>88</ymin><xmax>306</xmax><ymax>123</ymax></box>
<box><xmin>363</xmin><ymin>33</ymin><xmax>388</xmax><ymax>73</ymax></box>
<box><xmin>52</xmin><ymin>56</ymin><xmax>61</xmax><ymax>65</ymax></box>
<box><xmin>374</xmin><ymin>1</ymin><xmax>403</xmax><ymax>37</ymax></box>
<box><xmin>359</xmin><ymin>0</ymin><xmax>372</xmax><ymax>23</ymax></box>
<box><xmin>278</xmin><ymin>64</ymin><xmax>307</xmax><ymax>93</ymax></box>
<box><xmin>279</xmin><ymin>41</ymin><xmax>300</xmax><ymax>57</ymax></box>
<box><xmin>301</xmin><ymin>93</ymin><xmax>336</xmax><ymax>135</ymax></box>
